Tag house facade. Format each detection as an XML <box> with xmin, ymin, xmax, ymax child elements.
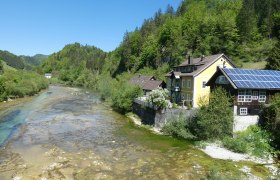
<box><xmin>206</xmin><ymin>68</ymin><xmax>280</xmax><ymax>116</ymax></box>
<box><xmin>128</xmin><ymin>75</ymin><xmax>166</xmax><ymax>94</ymax></box>
<box><xmin>166</xmin><ymin>54</ymin><xmax>235</xmax><ymax>107</ymax></box>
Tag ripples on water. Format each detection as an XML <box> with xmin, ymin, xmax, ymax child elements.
<box><xmin>0</xmin><ymin>86</ymin><xmax>260</xmax><ymax>179</ymax></box>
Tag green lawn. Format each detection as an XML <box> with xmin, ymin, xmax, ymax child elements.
<box><xmin>242</xmin><ymin>61</ymin><xmax>266</xmax><ymax>70</ymax></box>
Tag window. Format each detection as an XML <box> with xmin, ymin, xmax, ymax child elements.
<box><xmin>259</xmin><ymin>90</ymin><xmax>266</xmax><ymax>102</ymax></box>
<box><xmin>238</xmin><ymin>90</ymin><xmax>252</xmax><ymax>102</ymax></box>
<box><xmin>181</xmin><ymin>94</ymin><xmax>185</xmax><ymax>100</ymax></box>
<box><xmin>252</xmin><ymin>91</ymin><xmax>258</xmax><ymax>100</ymax></box>
<box><xmin>182</xmin><ymin>80</ymin><xmax>185</xmax><ymax>88</ymax></box>
<box><xmin>187</xmin><ymin>80</ymin><xmax>191</xmax><ymax>89</ymax></box>
<box><xmin>240</xmin><ymin>108</ymin><xmax>248</xmax><ymax>115</ymax></box>
<box><xmin>202</xmin><ymin>81</ymin><xmax>207</xmax><ymax>88</ymax></box>
<box><xmin>186</xmin><ymin>94</ymin><xmax>191</xmax><ymax>101</ymax></box>
<box><xmin>215</xmin><ymin>75</ymin><xmax>229</xmax><ymax>84</ymax></box>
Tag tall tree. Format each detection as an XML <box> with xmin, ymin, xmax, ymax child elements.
<box><xmin>237</xmin><ymin>0</ymin><xmax>258</xmax><ymax>41</ymax></box>
<box><xmin>266</xmin><ymin>39</ymin><xmax>280</xmax><ymax>70</ymax></box>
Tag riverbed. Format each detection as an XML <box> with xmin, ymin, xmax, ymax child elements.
<box><xmin>0</xmin><ymin>86</ymin><xmax>272</xmax><ymax>179</ymax></box>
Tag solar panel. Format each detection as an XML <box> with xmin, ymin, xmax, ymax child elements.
<box><xmin>222</xmin><ymin>68</ymin><xmax>280</xmax><ymax>89</ymax></box>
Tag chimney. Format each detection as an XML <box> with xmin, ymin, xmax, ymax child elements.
<box><xmin>200</xmin><ymin>55</ymin><xmax>205</xmax><ymax>61</ymax></box>
<box><xmin>188</xmin><ymin>55</ymin><xmax>193</xmax><ymax>65</ymax></box>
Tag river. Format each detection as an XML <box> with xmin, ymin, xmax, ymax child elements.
<box><xmin>0</xmin><ymin>86</ymin><xmax>271</xmax><ymax>179</ymax></box>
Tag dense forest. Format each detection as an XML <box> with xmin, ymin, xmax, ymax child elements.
<box><xmin>41</xmin><ymin>0</ymin><xmax>280</xmax><ymax>84</ymax></box>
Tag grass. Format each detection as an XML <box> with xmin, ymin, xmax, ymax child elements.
<box><xmin>242</xmin><ymin>61</ymin><xmax>266</xmax><ymax>69</ymax></box>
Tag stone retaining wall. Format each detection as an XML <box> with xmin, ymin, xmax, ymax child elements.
<box><xmin>133</xmin><ymin>100</ymin><xmax>195</xmax><ymax>129</ymax></box>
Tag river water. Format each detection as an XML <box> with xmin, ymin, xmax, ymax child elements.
<box><xmin>0</xmin><ymin>86</ymin><xmax>269</xmax><ymax>179</ymax></box>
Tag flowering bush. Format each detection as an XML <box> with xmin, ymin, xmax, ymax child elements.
<box><xmin>147</xmin><ymin>88</ymin><xmax>170</xmax><ymax>110</ymax></box>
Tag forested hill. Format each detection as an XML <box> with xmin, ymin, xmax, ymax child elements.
<box><xmin>20</xmin><ymin>54</ymin><xmax>49</xmax><ymax>67</ymax></box>
<box><xmin>41</xmin><ymin>0</ymin><xmax>280</xmax><ymax>85</ymax></box>
<box><xmin>0</xmin><ymin>50</ymin><xmax>48</xmax><ymax>70</ymax></box>
<box><xmin>41</xmin><ymin>43</ymin><xmax>107</xmax><ymax>86</ymax></box>
<box><xmin>109</xmin><ymin>0</ymin><xmax>280</xmax><ymax>75</ymax></box>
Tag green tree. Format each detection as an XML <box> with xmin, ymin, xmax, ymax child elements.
<box><xmin>195</xmin><ymin>87</ymin><xmax>233</xmax><ymax>140</ymax></box>
<box><xmin>237</xmin><ymin>0</ymin><xmax>258</xmax><ymax>42</ymax></box>
<box><xmin>0</xmin><ymin>59</ymin><xmax>3</xmax><ymax>74</ymax></box>
<box><xmin>260</xmin><ymin>93</ymin><xmax>280</xmax><ymax>148</ymax></box>
<box><xmin>111</xmin><ymin>83</ymin><xmax>143</xmax><ymax>113</ymax></box>
<box><xmin>266</xmin><ymin>39</ymin><xmax>280</xmax><ymax>70</ymax></box>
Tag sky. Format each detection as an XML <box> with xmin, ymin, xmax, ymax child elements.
<box><xmin>0</xmin><ymin>0</ymin><xmax>182</xmax><ymax>56</ymax></box>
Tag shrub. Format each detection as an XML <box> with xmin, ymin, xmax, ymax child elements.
<box><xmin>0</xmin><ymin>69</ymin><xmax>48</xmax><ymax>100</ymax></box>
<box><xmin>97</xmin><ymin>74</ymin><xmax>116</xmax><ymax>101</ymax></box>
<box><xmin>222</xmin><ymin>125</ymin><xmax>275</xmax><ymax>157</ymax></box>
<box><xmin>161</xmin><ymin>114</ymin><xmax>196</xmax><ymax>140</ymax></box>
<box><xmin>222</xmin><ymin>136</ymin><xmax>247</xmax><ymax>153</ymax></box>
<box><xmin>111</xmin><ymin>83</ymin><xmax>143</xmax><ymax>113</ymax></box>
<box><xmin>194</xmin><ymin>87</ymin><xmax>233</xmax><ymax>140</ymax></box>
<box><xmin>260</xmin><ymin>93</ymin><xmax>280</xmax><ymax>149</ymax></box>
<box><xmin>147</xmin><ymin>87</ymin><xmax>169</xmax><ymax>110</ymax></box>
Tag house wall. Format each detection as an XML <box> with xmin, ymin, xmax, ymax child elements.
<box><xmin>233</xmin><ymin>114</ymin><xmax>259</xmax><ymax>132</ymax></box>
<box><xmin>180</xmin><ymin>76</ymin><xmax>193</xmax><ymax>105</ymax></box>
<box><xmin>193</xmin><ymin>57</ymin><xmax>234</xmax><ymax>107</ymax></box>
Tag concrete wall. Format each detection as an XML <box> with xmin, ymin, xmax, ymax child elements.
<box><xmin>233</xmin><ymin>115</ymin><xmax>259</xmax><ymax>132</ymax></box>
<box><xmin>133</xmin><ymin>100</ymin><xmax>195</xmax><ymax>129</ymax></box>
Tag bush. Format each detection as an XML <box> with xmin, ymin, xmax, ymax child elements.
<box><xmin>0</xmin><ymin>69</ymin><xmax>48</xmax><ymax>100</ymax></box>
<box><xmin>161</xmin><ymin>114</ymin><xmax>196</xmax><ymax>140</ymax></box>
<box><xmin>111</xmin><ymin>83</ymin><xmax>143</xmax><ymax>113</ymax></box>
<box><xmin>194</xmin><ymin>87</ymin><xmax>233</xmax><ymax>140</ymax></box>
<box><xmin>260</xmin><ymin>93</ymin><xmax>280</xmax><ymax>149</ymax></box>
<box><xmin>222</xmin><ymin>136</ymin><xmax>247</xmax><ymax>153</ymax></box>
<box><xmin>97</xmin><ymin>74</ymin><xmax>116</xmax><ymax>101</ymax></box>
<box><xmin>147</xmin><ymin>87</ymin><xmax>169</xmax><ymax>110</ymax></box>
<box><xmin>222</xmin><ymin>125</ymin><xmax>275</xmax><ymax>157</ymax></box>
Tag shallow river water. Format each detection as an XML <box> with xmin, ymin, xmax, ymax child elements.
<box><xmin>0</xmin><ymin>86</ymin><xmax>271</xmax><ymax>179</ymax></box>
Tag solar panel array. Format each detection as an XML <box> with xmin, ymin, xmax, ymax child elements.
<box><xmin>222</xmin><ymin>68</ymin><xmax>280</xmax><ymax>89</ymax></box>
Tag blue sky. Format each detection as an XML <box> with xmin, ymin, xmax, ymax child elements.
<box><xmin>0</xmin><ymin>1</ymin><xmax>181</xmax><ymax>56</ymax></box>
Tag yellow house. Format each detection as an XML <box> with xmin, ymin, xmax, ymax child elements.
<box><xmin>166</xmin><ymin>53</ymin><xmax>236</xmax><ymax>107</ymax></box>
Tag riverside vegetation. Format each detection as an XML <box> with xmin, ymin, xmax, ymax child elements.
<box><xmin>0</xmin><ymin>60</ymin><xmax>48</xmax><ymax>102</ymax></box>
<box><xmin>38</xmin><ymin>0</ymin><xmax>280</xmax><ymax>161</ymax></box>
<box><xmin>0</xmin><ymin>0</ymin><xmax>279</xmax><ymax>178</ymax></box>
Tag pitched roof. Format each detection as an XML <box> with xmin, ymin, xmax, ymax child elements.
<box><xmin>166</xmin><ymin>53</ymin><xmax>235</xmax><ymax>77</ymax></box>
<box><xmin>209</xmin><ymin>68</ymin><xmax>280</xmax><ymax>90</ymax></box>
<box><xmin>128</xmin><ymin>75</ymin><xmax>163</xmax><ymax>91</ymax></box>
<box><xmin>142</xmin><ymin>80</ymin><xmax>164</xmax><ymax>91</ymax></box>
<box><xmin>178</xmin><ymin>53</ymin><xmax>223</xmax><ymax>67</ymax></box>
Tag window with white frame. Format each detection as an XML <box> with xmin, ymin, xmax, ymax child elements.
<box><xmin>202</xmin><ymin>81</ymin><xmax>207</xmax><ymax>88</ymax></box>
<box><xmin>187</xmin><ymin>80</ymin><xmax>191</xmax><ymax>89</ymax></box>
<box><xmin>240</xmin><ymin>107</ymin><xmax>248</xmax><ymax>115</ymax></box>
<box><xmin>238</xmin><ymin>90</ymin><xmax>252</xmax><ymax>102</ymax></box>
<box><xmin>259</xmin><ymin>90</ymin><xmax>266</xmax><ymax>102</ymax></box>
<box><xmin>182</xmin><ymin>80</ymin><xmax>185</xmax><ymax>88</ymax></box>
<box><xmin>252</xmin><ymin>91</ymin><xmax>258</xmax><ymax>100</ymax></box>
<box><xmin>186</xmin><ymin>94</ymin><xmax>191</xmax><ymax>101</ymax></box>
